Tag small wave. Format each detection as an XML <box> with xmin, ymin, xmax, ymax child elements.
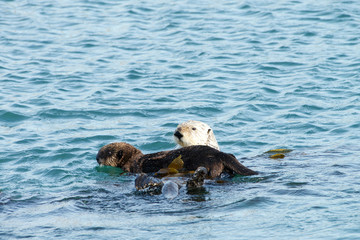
<box><xmin>38</xmin><ymin>109</ymin><xmax>92</xmax><ymax>120</ymax></box>
<box><xmin>267</xmin><ymin>61</ymin><xmax>304</xmax><ymax>67</ymax></box>
<box><xmin>0</xmin><ymin>111</ymin><xmax>30</xmax><ymax>123</ymax></box>
<box><xmin>257</xmin><ymin>65</ymin><xmax>280</xmax><ymax>71</ymax></box>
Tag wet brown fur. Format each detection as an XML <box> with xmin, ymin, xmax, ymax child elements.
<box><xmin>96</xmin><ymin>142</ymin><xmax>258</xmax><ymax>178</ymax></box>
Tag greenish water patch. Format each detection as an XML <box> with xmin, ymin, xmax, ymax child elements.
<box><xmin>0</xmin><ymin>111</ymin><xmax>29</xmax><ymax>122</ymax></box>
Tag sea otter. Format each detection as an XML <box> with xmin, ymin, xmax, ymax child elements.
<box><xmin>174</xmin><ymin>120</ymin><xmax>220</xmax><ymax>150</ymax></box>
<box><xmin>96</xmin><ymin>142</ymin><xmax>257</xmax><ymax>178</ymax></box>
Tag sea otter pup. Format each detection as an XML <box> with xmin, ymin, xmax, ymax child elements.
<box><xmin>96</xmin><ymin>142</ymin><xmax>257</xmax><ymax>178</ymax></box>
<box><xmin>174</xmin><ymin>120</ymin><xmax>220</xmax><ymax>150</ymax></box>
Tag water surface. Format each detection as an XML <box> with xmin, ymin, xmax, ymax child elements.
<box><xmin>1</xmin><ymin>0</ymin><xmax>360</xmax><ymax>239</ymax></box>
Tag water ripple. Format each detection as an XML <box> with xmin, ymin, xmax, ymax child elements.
<box><xmin>0</xmin><ymin>111</ymin><xmax>30</xmax><ymax>122</ymax></box>
<box><xmin>1</xmin><ymin>0</ymin><xmax>360</xmax><ymax>239</ymax></box>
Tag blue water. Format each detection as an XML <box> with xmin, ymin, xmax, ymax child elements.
<box><xmin>1</xmin><ymin>0</ymin><xmax>360</xmax><ymax>239</ymax></box>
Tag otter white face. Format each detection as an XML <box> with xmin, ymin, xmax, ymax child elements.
<box><xmin>173</xmin><ymin>120</ymin><xmax>220</xmax><ymax>150</ymax></box>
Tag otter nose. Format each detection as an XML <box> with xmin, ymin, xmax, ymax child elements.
<box><xmin>174</xmin><ymin>130</ymin><xmax>183</xmax><ymax>139</ymax></box>
<box><xmin>96</xmin><ymin>153</ymin><xmax>102</xmax><ymax>164</ymax></box>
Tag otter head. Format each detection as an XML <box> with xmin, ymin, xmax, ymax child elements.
<box><xmin>96</xmin><ymin>142</ymin><xmax>143</xmax><ymax>171</ymax></box>
<box><xmin>173</xmin><ymin>120</ymin><xmax>220</xmax><ymax>150</ymax></box>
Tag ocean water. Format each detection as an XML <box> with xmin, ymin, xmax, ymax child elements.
<box><xmin>1</xmin><ymin>0</ymin><xmax>360</xmax><ymax>239</ymax></box>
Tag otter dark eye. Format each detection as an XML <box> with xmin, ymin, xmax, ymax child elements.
<box><xmin>117</xmin><ymin>150</ymin><xmax>123</xmax><ymax>159</ymax></box>
<box><xmin>192</xmin><ymin>127</ymin><xmax>196</xmax><ymax>130</ymax></box>
<box><xmin>207</xmin><ymin>128</ymin><xmax>211</xmax><ymax>133</ymax></box>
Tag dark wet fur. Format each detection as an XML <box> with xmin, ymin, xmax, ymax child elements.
<box><xmin>97</xmin><ymin>142</ymin><xmax>257</xmax><ymax>178</ymax></box>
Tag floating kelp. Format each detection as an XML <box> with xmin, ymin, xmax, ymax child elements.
<box><xmin>269</xmin><ymin>153</ymin><xmax>286</xmax><ymax>159</ymax></box>
<box><xmin>155</xmin><ymin>155</ymin><xmax>184</xmax><ymax>177</ymax></box>
<box><xmin>265</xmin><ymin>149</ymin><xmax>293</xmax><ymax>154</ymax></box>
<box><xmin>265</xmin><ymin>148</ymin><xmax>292</xmax><ymax>159</ymax></box>
<box><xmin>168</xmin><ymin>155</ymin><xmax>184</xmax><ymax>170</ymax></box>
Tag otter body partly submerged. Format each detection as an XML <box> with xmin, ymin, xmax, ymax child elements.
<box><xmin>96</xmin><ymin>142</ymin><xmax>257</xmax><ymax>178</ymax></box>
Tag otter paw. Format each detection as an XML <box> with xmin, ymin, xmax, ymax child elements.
<box><xmin>186</xmin><ymin>166</ymin><xmax>207</xmax><ymax>189</ymax></box>
<box><xmin>135</xmin><ymin>174</ymin><xmax>163</xmax><ymax>193</ymax></box>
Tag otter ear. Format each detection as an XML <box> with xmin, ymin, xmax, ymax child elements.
<box><xmin>207</xmin><ymin>128</ymin><xmax>211</xmax><ymax>133</ymax></box>
<box><xmin>117</xmin><ymin>150</ymin><xmax>124</xmax><ymax>160</ymax></box>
